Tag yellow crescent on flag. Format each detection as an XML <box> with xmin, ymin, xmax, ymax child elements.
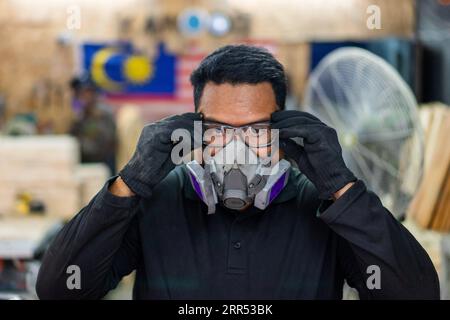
<box><xmin>90</xmin><ymin>48</ymin><xmax>122</xmax><ymax>91</ymax></box>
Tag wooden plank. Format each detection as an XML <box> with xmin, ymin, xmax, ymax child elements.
<box><xmin>431</xmin><ymin>165</ymin><xmax>450</xmax><ymax>231</ymax></box>
<box><xmin>442</xmin><ymin>172</ymin><xmax>450</xmax><ymax>231</ymax></box>
<box><xmin>430</xmin><ymin>108</ymin><xmax>450</xmax><ymax>231</ymax></box>
<box><xmin>435</xmin><ymin>166</ymin><xmax>450</xmax><ymax>232</ymax></box>
<box><xmin>408</xmin><ymin>106</ymin><xmax>434</xmax><ymax>220</ymax></box>
<box><xmin>444</xmin><ymin>171</ymin><xmax>450</xmax><ymax>231</ymax></box>
<box><xmin>419</xmin><ymin>106</ymin><xmax>434</xmax><ymax>145</ymax></box>
<box><xmin>410</xmin><ymin>107</ymin><xmax>450</xmax><ymax>228</ymax></box>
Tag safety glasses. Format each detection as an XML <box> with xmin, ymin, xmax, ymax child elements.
<box><xmin>202</xmin><ymin>120</ymin><xmax>273</xmax><ymax>148</ymax></box>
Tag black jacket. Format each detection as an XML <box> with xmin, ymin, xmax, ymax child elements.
<box><xmin>36</xmin><ymin>166</ymin><xmax>440</xmax><ymax>299</ymax></box>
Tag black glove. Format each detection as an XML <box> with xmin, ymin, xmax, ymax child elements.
<box><xmin>119</xmin><ymin>112</ymin><xmax>202</xmax><ymax>198</ymax></box>
<box><xmin>271</xmin><ymin>110</ymin><xmax>356</xmax><ymax>200</ymax></box>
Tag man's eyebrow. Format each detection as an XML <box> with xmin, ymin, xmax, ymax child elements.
<box><xmin>203</xmin><ymin>117</ymin><xmax>271</xmax><ymax>126</ymax></box>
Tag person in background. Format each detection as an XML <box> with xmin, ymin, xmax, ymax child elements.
<box><xmin>69</xmin><ymin>77</ymin><xmax>83</xmax><ymax>116</ymax></box>
<box><xmin>70</xmin><ymin>75</ymin><xmax>117</xmax><ymax>174</ymax></box>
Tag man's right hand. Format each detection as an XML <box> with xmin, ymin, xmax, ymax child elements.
<box><xmin>119</xmin><ymin>112</ymin><xmax>202</xmax><ymax>198</ymax></box>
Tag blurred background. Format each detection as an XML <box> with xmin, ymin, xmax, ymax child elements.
<box><xmin>0</xmin><ymin>0</ymin><xmax>449</xmax><ymax>300</ymax></box>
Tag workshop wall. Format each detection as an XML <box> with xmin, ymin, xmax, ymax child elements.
<box><xmin>0</xmin><ymin>0</ymin><xmax>414</xmax><ymax>130</ymax></box>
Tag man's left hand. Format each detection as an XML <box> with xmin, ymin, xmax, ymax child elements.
<box><xmin>271</xmin><ymin>110</ymin><xmax>356</xmax><ymax>200</ymax></box>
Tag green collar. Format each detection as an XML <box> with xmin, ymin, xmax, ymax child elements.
<box><xmin>182</xmin><ymin>164</ymin><xmax>300</xmax><ymax>205</ymax></box>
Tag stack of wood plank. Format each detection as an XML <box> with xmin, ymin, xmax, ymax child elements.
<box><xmin>408</xmin><ymin>104</ymin><xmax>450</xmax><ymax>232</ymax></box>
<box><xmin>0</xmin><ymin>136</ymin><xmax>109</xmax><ymax>220</ymax></box>
<box><xmin>0</xmin><ymin>136</ymin><xmax>80</xmax><ymax>219</ymax></box>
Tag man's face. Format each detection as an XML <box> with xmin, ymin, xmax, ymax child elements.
<box><xmin>197</xmin><ymin>82</ymin><xmax>278</xmax><ymax>158</ymax></box>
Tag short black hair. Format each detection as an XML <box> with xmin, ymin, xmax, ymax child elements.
<box><xmin>190</xmin><ymin>45</ymin><xmax>287</xmax><ymax>110</ymax></box>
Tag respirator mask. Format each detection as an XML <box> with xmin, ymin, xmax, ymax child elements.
<box><xmin>186</xmin><ymin>121</ymin><xmax>290</xmax><ymax>214</ymax></box>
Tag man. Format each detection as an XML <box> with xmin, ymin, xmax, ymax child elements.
<box><xmin>36</xmin><ymin>45</ymin><xmax>439</xmax><ymax>299</ymax></box>
<box><xmin>70</xmin><ymin>75</ymin><xmax>117</xmax><ymax>174</ymax></box>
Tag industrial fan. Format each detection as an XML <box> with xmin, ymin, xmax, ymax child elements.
<box><xmin>303</xmin><ymin>47</ymin><xmax>423</xmax><ymax>218</ymax></box>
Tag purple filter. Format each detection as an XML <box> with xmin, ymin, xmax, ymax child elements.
<box><xmin>189</xmin><ymin>173</ymin><xmax>204</xmax><ymax>201</ymax></box>
<box><xmin>268</xmin><ymin>172</ymin><xmax>287</xmax><ymax>204</ymax></box>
